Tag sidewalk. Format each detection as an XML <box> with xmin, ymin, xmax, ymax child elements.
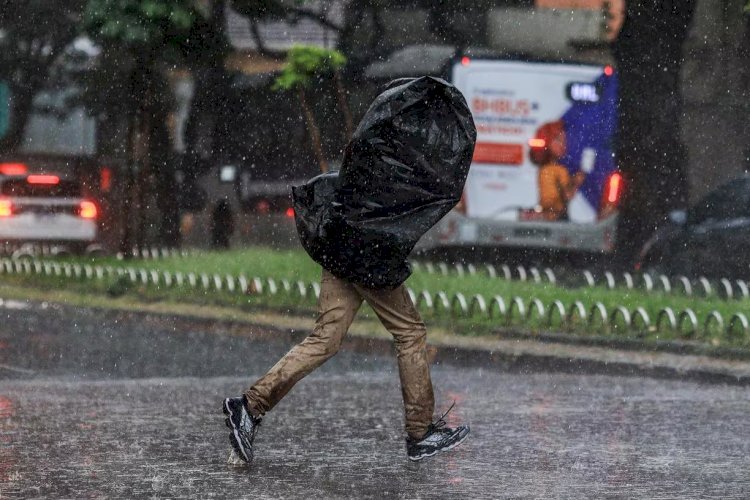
<box><xmin>333</xmin><ymin>316</ymin><xmax>750</xmax><ymax>386</ymax></box>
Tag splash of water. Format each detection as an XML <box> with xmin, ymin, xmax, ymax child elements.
<box><xmin>227</xmin><ymin>449</ymin><xmax>246</xmax><ymax>466</ymax></box>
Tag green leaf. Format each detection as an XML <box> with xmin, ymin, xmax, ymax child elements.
<box><xmin>273</xmin><ymin>44</ymin><xmax>347</xmax><ymax>91</ymax></box>
<box><xmin>141</xmin><ymin>1</ymin><xmax>169</xmax><ymax>19</ymax></box>
<box><xmin>169</xmin><ymin>8</ymin><xmax>194</xmax><ymax>30</ymax></box>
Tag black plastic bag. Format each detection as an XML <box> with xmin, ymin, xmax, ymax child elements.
<box><xmin>292</xmin><ymin>76</ymin><xmax>476</xmax><ymax>288</ymax></box>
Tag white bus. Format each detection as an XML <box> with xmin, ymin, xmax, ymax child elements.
<box><xmin>418</xmin><ymin>56</ymin><xmax>623</xmax><ymax>255</ymax></box>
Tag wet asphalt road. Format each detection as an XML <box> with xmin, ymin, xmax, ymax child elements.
<box><xmin>0</xmin><ymin>301</ymin><xmax>749</xmax><ymax>499</ymax></box>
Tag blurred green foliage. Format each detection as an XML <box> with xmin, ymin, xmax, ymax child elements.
<box><xmin>82</xmin><ymin>0</ymin><xmax>198</xmax><ymax>49</ymax></box>
<box><xmin>273</xmin><ymin>45</ymin><xmax>347</xmax><ymax>91</ymax></box>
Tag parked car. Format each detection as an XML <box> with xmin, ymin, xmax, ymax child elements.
<box><xmin>0</xmin><ymin>163</ymin><xmax>99</xmax><ymax>254</ymax></box>
<box><xmin>637</xmin><ymin>174</ymin><xmax>750</xmax><ymax>278</ymax></box>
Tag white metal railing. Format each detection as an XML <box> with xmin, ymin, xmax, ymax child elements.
<box><xmin>1</xmin><ymin>257</ymin><xmax>748</xmax><ymax>342</ymax></box>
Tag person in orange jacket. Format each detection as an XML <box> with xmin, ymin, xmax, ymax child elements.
<box><xmin>530</xmin><ymin>120</ymin><xmax>586</xmax><ymax>221</ymax></box>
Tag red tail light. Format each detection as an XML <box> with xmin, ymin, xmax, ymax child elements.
<box><xmin>100</xmin><ymin>167</ymin><xmax>112</xmax><ymax>193</ymax></box>
<box><xmin>606</xmin><ymin>172</ymin><xmax>623</xmax><ymax>204</ymax></box>
<box><xmin>79</xmin><ymin>200</ymin><xmax>98</xmax><ymax>219</ymax></box>
<box><xmin>0</xmin><ymin>198</ymin><xmax>13</xmax><ymax>217</ymax></box>
<box><xmin>0</xmin><ymin>163</ymin><xmax>28</xmax><ymax>176</ymax></box>
<box><xmin>285</xmin><ymin>207</ymin><xmax>295</xmax><ymax>218</ymax></box>
<box><xmin>27</xmin><ymin>175</ymin><xmax>60</xmax><ymax>185</ymax></box>
<box><xmin>256</xmin><ymin>200</ymin><xmax>270</xmax><ymax>214</ymax></box>
<box><xmin>599</xmin><ymin>172</ymin><xmax>623</xmax><ymax>219</ymax></box>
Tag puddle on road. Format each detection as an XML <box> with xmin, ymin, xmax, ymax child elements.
<box><xmin>0</xmin><ymin>299</ymin><xmax>31</xmax><ymax>310</ymax></box>
<box><xmin>0</xmin><ymin>298</ymin><xmax>51</xmax><ymax>311</ymax></box>
<box><xmin>1</xmin><ymin>372</ymin><xmax>749</xmax><ymax>499</ymax></box>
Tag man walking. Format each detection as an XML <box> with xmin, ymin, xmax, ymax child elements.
<box><xmin>223</xmin><ymin>76</ymin><xmax>476</xmax><ymax>462</ymax></box>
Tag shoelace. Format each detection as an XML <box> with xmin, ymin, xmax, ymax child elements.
<box><xmin>250</xmin><ymin>416</ymin><xmax>262</xmax><ymax>438</ymax></box>
<box><xmin>426</xmin><ymin>400</ymin><xmax>456</xmax><ymax>435</ymax></box>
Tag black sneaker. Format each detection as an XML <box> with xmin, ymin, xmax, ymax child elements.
<box><xmin>406</xmin><ymin>403</ymin><xmax>469</xmax><ymax>461</ymax></box>
<box><xmin>223</xmin><ymin>396</ymin><xmax>262</xmax><ymax>463</ymax></box>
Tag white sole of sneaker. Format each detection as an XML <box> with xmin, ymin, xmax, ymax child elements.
<box><xmin>408</xmin><ymin>429</ymin><xmax>470</xmax><ymax>462</ymax></box>
<box><xmin>223</xmin><ymin>399</ymin><xmax>250</xmax><ymax>463</ymax></box>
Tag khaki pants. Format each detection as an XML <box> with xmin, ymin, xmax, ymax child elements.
<box><xmin>244</xmin><ymin>269</ymin><xmax>435</xmax><ymax>439</ymax></box>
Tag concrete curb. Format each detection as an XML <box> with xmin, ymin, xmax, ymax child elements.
<box><xmin>336</xmin><ymin>334</ymin><xmax>750</xmax><ymax>387</ymax></box>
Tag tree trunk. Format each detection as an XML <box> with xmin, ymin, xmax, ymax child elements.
<box><xmin>374</xmin><ymin>7</ymin><xmax>387</xmax><ymax>52</ymax></box>
<box><xmin>742</xmin><ymin>9</ymin><xmax>750</xmax><ymax>172</ymax></box>
<box><xmin>126</xmin><ymin>59</ymin><xmax>152</xmax><ymax>255</ymax></box>
<box><xmin>0</xmin><ymin>85</ymin><xmax>35</xmax><ymax>154</ymax></box>
<box><xmin>298</xmin><ymin>86</ymin><xmax>328</xmax><ymax>173</ymax></box>
<box><xmin>119</xmin><ymin>94</ymin><xmax>137</xmax><ymax>257</ymax></box>
<box><xmin>427</xmin><ymin>3</ymin><xmax>468</xmax><ymax>48</ymax></box>
<box><xmin>156</xmin><ymin>166</ymin><xmax>181</xmax><ymax>247</ymax></box>
<box><xmin>153</xmin><ymin>103</ymin><xmax>180</xmax><ymax>247</ymax></box>
<box><xmin>134</xmin><ymin>114</ymin><xmax>150</xmax><ymax>252</ymax></box>
<box><xmin>333</xmin><ymin>70</ymin><xmax>354</xmax><ymax>141</ymax></box>
<box><xmin>181</xmin><ymin>0</ymin><xmax>230</xmax><ymax>232</ymax></box>
<box><xmin>613</xmin><ymin>0</ymin><xmax>697</xmax><ymax>266</ymax></box>
<box><xmin>337</xmin><ymin>2</ymin><xmax>368</xmax><ymax>61</ymax></box>
<box><xmin>133</xmin><ymin>60</ymin><xmax>164</xmax><ymax>251</ymax></box>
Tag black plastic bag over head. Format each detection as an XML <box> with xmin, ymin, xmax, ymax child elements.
<box><xmin>292</xmin><ymin>76</ymin><xmax>476</xmax><ymax>288</ymax></box>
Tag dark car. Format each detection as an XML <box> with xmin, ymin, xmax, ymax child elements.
<box><xmin>637</xmin><ymin>174</ymin><xmax>750</xmax><ymax>279</ymax></box>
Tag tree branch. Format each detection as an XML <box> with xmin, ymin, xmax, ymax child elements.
<box><xmin>248</xmin><ymin>18</ymin><xmax>286</xmax><ymax>58</ymax></box>
<box><xmin>286</xmin><ymin>6</ymin><xmax>342</xmax><ymax>33</ymax></box>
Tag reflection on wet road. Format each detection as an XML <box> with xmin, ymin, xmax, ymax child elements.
<box><xmin>1</xmin><ymin>305</ymin><xmax>749</xmax><ymax>498</ymax></box>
